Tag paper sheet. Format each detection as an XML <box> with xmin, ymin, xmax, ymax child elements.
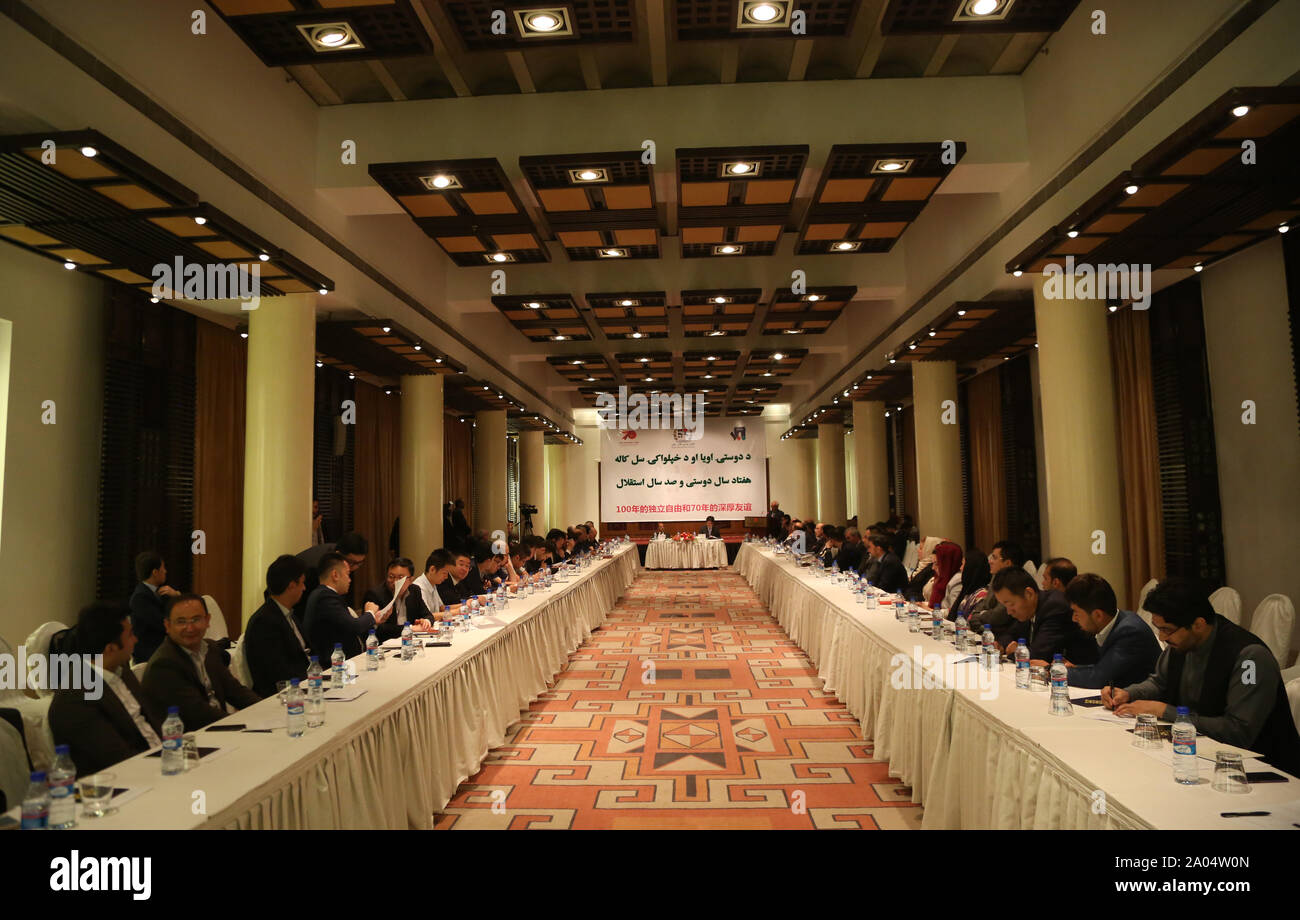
<box><xmin>378</xmin><ymin>576</ymin><xmax>408</xmax><ymax>620</ymax></box>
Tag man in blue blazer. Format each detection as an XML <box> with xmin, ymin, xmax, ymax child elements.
<box><xmin>1062</xmin><ymin>573</ymin><xmax>1161</xmax><ymax>689</ymax></box>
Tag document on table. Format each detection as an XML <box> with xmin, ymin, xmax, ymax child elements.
<box><xmin>472</xmin><ymin>615</ymin><xmax>508</xmax><ymax>629</ymax></box>
<box><xmin>1079</xmin><ymin>706</ymin><xmax>1140</xmax><ymax>725</ymax></box>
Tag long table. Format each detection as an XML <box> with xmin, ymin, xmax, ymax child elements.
<box><xmin>644</xmin><ymin>537</ymin><xmax>728</xmax><ymax>569</ymax></box>
<box><xmin>735</xmin><ymin>543</ymin><xmax>1300</xmax><ymax>830</ymax></box>
<box><xmin>39</xmin><ymin>544</ymin><xmax>640</xmax><ymax>830</ymax></box>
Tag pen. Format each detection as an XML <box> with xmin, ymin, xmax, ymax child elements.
<box><xmin>1220</xmin><ymin>811</ymin><xmax>1269</xmax><ymax>818</ymax></box>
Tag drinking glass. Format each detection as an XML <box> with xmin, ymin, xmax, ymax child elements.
<box><xmin>78</xmin><ymin>773</ymin><xmax>116</xmax><ymax>818</ymax></box>
<box><xmin>1211</xmin><ymin>751</ymin><xmax>1250</xmax><ymax>794</ymax></box>
<box><xmin>1132</xmin><ymin>713</ymin><xmax>1161</xmax><ymax>749</ymax></box>
<box><xmin>182</xmin><ymin>734</ymin><xmax>200</xmax><ymax>771</ymax></box>
<box><xmin>1029</xmin><ymin>664</ymin><xmax>1048</xmax><ymax>692</ymax></box>
<box><xmin>276</xmin><ymin>680</ymin><xmax>291</xmax><ymax>705</ymax></box>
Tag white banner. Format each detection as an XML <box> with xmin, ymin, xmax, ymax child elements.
<box><xmin>601</xmin><ymin>416</ymin><xmax>766</xmax><ymax>522</ymax></box>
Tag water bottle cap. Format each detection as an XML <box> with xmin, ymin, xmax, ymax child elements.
<box><xmin>1053</xmin><ymin>653</ymin><xmax>1063</xmax><ymax>660</ymax></box>
<box><xmin>31</xmin><ymin>771</ymin><xmax>46</xmax><ymax>782</ymax></box>
<box><xmin>290</xmin><ymin>678</ymin><xmax>300</xmax><ymax>686</ymax></box>
<box><xmin>55</xmin><ymin>744</ymin><xmax>70</xmax><ymax>755</ymax></box>
<box><xmin>167</xmin><ymin>705</ymin><xmax>179</xmax><ymax>713</ymax></box>
<box><xmin>334</xmin><ymin>643</ymin><xmax>343</xmax><ymax>649</ymax></box>
<box><xmin>310</xmin><ymin>656</ymin><xmax>319</xmax><ymax>663</ymax></box>
<box><xmin>1176</xmin><ymin>706</ymin><xmax>1190</xmax><ymax>715</ymax></box>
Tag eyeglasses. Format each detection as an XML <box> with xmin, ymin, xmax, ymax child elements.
<box><xmin>171</xmin><ymin>616</ymin><xmax>208</xmax><ymax>628</ymax></box>
<box><xmin>1155</xmin><ymin>624</ymin><xmax>1183</xmax><ymax>638</ymax></box>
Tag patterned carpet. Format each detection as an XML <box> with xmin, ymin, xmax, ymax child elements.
<box><xmin>434</xmin><ymin>570</ymin><xmax>922</xmax><ymax>829</ymax></box>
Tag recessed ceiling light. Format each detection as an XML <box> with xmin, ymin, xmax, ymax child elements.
<box><xmin>420</xmin><ymin>174</ymin><xmax>462</xmax><ymax>191</ymax></box>
<box><xmin>866</xmin><ymin>375</ymin><xmax>872</xmax><ymax>380</ymax></box>
<box><xmin>722</xmin><ymin>161</ymin><xmax>761</xmax><ymax>178</ymax></box>
<box><xmin>631</xmin><ymin>331</ymin><xmax>643</xmax><ymax>339</ymax></box>
<box><xmin>706</xmin><ymin>355</ymin><xmax>717</xmax><ymax>361</ymax></box>
<box><xmin>1012</xmin><ymin>270</ymin><xmax>1023</xmax><ymax>278</ymax></box>
<box><xmin>258</xmin><ymin>252</ymin><xmax>270</xmax><ymax>262</ymax></box>
<box><xmin>193</xmin><ymin>216</ymin><xmax>207</xmax><ymax>226</ymax></box>
<box><xmin>553</xmin><ymin>334</ymin><xmax>567</xmax><ymax>341</ymax></box>
<box><xmin>298</xmin><ymin>22</ymin><xmax>365</xmax><ymax>52</ymax></box>
<box><xmin>806</xmin><ymin>294</ymin><xmax>821</xmax><ymax>302</ymax></box>
<box><xmin>413</xmin><ymin>344</ymin><xmax>422</xmax><ymax>351</ymax></box>
<box><xmin>570</xmin><ymin>359</ymin><xmax>583</xmax><ymax>365</ymax></box>
<box><xmin>62</xmin><ymin>261</ymin><xmax>75</xmax><ymax>270</ymax></box>
<box><xmin>1125</xmin><ymin>184</ymin><xmax>1140</xmax><ymax>195</ymax></box>
<box><xmin>600</xmin><ymin>248</ymin><xmax>627</xmax><ymax>258</ymax></box>
<box><xmin>970</xmin><ymin>0</ymin><xmax>1000</xmax><ymax>14</ymax></box>
<box><xmin>737</xmin><ymin>0</ymin><xmax>790</xmax><ymax>29</ymax></box>
<box><xmin>1193</xmin><ymin>263</ymin><xmax>1203</xmax><ymax>272</ymax></box>
<box><xmin>762</xmin><ymin>371</ymin><xmax>773</xmax><ymax>377</ymax></box>
<box><xmin>712</xmin><ymin>296</ymin><xmax>729</xmax><ymax>304</ymax></box>
<box><xmin>871</xmin><ymin>158</ymin><xmax>914</xmax><ymax>174</ymax></box>
<box><xmin>319</xmin><ymin>287</ymin><xmax>328</xmax><ymax>295</ymax></box>
<box><xmin>526</xmin><ymin>301</ymin><xmax>542</xmax><ymax>309</ymax></box>
<box><xmin>957</xmin><ymin>308</ymin><xmax>967</xmax><ymax>316</ymax></box>
<box><xmin>954</xmin><ymin>0</ymin><xmax>1013</xmax><ymax>22</ymax></box>
<box><xmin>772</xmin><ymin>352</ymin><xmax>784</xmax><ymax>361</ymax></box>
<box><xmin>1232</xmin><ymin>104</ymin><xmax>1251</xmax><ymax>117</ymax></box>
<box><xmin>928</xmin><ymin>329</ymin><xmax>936</xmax><ymax>337</ymax></box>
<box><xmin>568</xmin><ymin>167</ymin><xmax>608</xmax><ymax>184</ymax></box>
<box><xmin>619</xmin><ymin>299</ymin><xmax>637</xmax><ymax>307</ymax></box>
<box><xmin>708</xmin><ymin>329</ymin><xmax>725</xmax><ymax>336</ymax></box>
<box><xmin>1066</xmin><ymin>229</ymin><xmax>1079</xmax><ymax>238</ymax></box>
<box><xmin>348</xmin><ymin>373</ymin><xmax>356</xmax><ymax>380</ymax></box>
<box><xmin>487</xmin><ymin>252</ymin><xmax>514</xmax><ymax>263</ymax></box>
<box><xmin>316</xmin><ymin>361</ymin><xmax>323</xmax><ymax>368</ymax></box>
<box><xmin>638</xmin><ymin>357</ymin><xmax>651</xmax><ymax>362</ymax></box>
<box><xmin>381</xmin><ymin>325</ymin><xmax>392</xmax><ymax>333</ymax></box>
<box><xmin>1280</xmin><ymin>224</ymin><xmax>1291</xmax><ymax>234</ymax></box>
<box><xmin>888</xmin><ymin>355</ymin><xmax>896</xmax><ymax>364</ymax></box>
<box><xmin>79</xmin><ymin>146</ymin><xmax>98</xmax><ymax>158</ymax></box>
<box><xmin>715</xmin><ymin>244</ymin><xmax>742</xmax><ymax>255</ymax></box>
<box><xmin>434</xmin><ymin>357</ymin><xmax>442</xmax><ymax>363</ymax></box>
<box><xmin>783</xmin><ymin>329</ymin><xmax>802</xmax><ymax>334</ymax></box>
<box><xmin>834</xmin><ymin>241</ymin><xmax>859</xmax><ymax>252</ymax></box>
<box><xmin>644</xmin><ymin>376</ymin><xmax>653</xmax><ymax>382</ymax></box>
<box><xmin>1108</xmin><ymin>304</ymin><xmax>1118</xmax><ymax>313</ymax></box>
<box><xmin>703</xmin><ymin>374</ymin><xmax>713</xmax><ymax>380</ymax></box>
<box><xmin>586</xmin><ymin>376</ymin><xmax>596</xmax><ymax>382</ymax></box>
<box><xmin>908</xmin><ymin>342</ymin><xmax>917</xmax><ymax>350</ymax></box>
<box><xmin>516</xmin><ymin>8</ymin><xmax>573</xmax><ymax>37</ymax></box>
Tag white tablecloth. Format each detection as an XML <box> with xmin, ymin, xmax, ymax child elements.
<box><xmin>733</xmin><ymin>543</ymin><xmax>1300</xmax><ymax>829</ymax></box>
<box><xmin>31</xmin><ymin>545</ymin><xmax>640</xmax><ymax>830</ymax></box>
<box><xmin>644</xmin><ymin>538</ymin><xmax>728</xmax><ymax>569</ymax></box>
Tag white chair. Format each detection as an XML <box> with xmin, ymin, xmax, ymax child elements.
<box><xmin>1249</xmin><ymin>594</ymin><xmax>1295</xmax><ymax>668</ymax></box>
<box><xmin>1135</xmin><ymin>585</ymin><xmax>1165</xmax><ymax>651</ymax></box>
<box><xmin>0</xmin><ymin>636</ymin><xmax>27</xmax><ymax>709</ymax></box>
<box><xmin>1023</xmin><ymin>560</ymin><xmax>1038</xmax><ymax>579</ymax></box>
<box><xmin>131</xmin><ymin>661</ymin><xmax>148</xmax><ymax>680</ymax></box>
<box><xmin>1287</xmin><ymin>678</ymin><xmax>1300</xmax><ymax>734</ymax></box>
<box><xmin>1282</xmin><ymin>663</ymin><xmax>1300</xmax><ymax>685</ymax></box>
<box><xmin>1209</xmin><ymin>586</ymin><xmax>1243</xmax><ymax>625</ymax></box>
<box><xmin>903</xmin><ymin>541</ymin><xmax>919</xmax><ymax>575</ymax></box>
<box><xmin>1137</xmin><ymin>578</ymin><xmax>1158</xmax><ymax>613</ymax></box>
<box><xmin>229</xmin><ymin>639</ymin><xmax>254</xmax><ymax>690</ymax></box>
<box><xmin>1037</xmin><ymin>562</ymin><xmax>1048</xmax><ymax>585</ymax></box>
<box><xmin>203</xmin><ymin>595</ymin><xmax>229</xmax><ymax>642</ymax></box>
<box><xmin>22</xmin><ymin>622</ymin><xmax>70</xmax><ymax>698</ymax></box>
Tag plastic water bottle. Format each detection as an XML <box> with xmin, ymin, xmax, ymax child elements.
<box><xmin>331</xmin><ymin>643</ymin><xmax>346</xmax><ymax>687</ymax></box>
<box><xmin>20</xmin><ymin>772</ymin><xmax>48</xmax><ymax>829</ymax></box>
<box><xmin>931</xmin><ymin>605</ymin><xmax>944</xmax><ymax>640</ymax></box>
<box><xmin>306</xmin><ymin>673</ymin><xmax>325</xmax><ymax>728</ymax></box>
<box><xmin>366</xmin><ymin>630</ymin><xmax>380</xmax><ymax>671</ymax></box>
<box><xmin>286</xmin><ymin>679</ymin><xmax>305</xmax><ymax>737</ymax></box>
<box><xmin>47</xmin><ymin>745</ymin><xmax>77</xmax><ymax>829</ymax></box>
<box><xmin>1173</xmin><ymin>707</ymin><xmax>1198</xmax><ymax>785</ymax></box>
<box><xmin>1015</xmin><ymin>640</ymin><xmax>1030</xmax><ymax>689</ymax></box>
<box><xmin>981</xmin><ymin>625</ymin><xmax>997</xmax><ymax>671</ymax></box>
<box><xmin>894</xmin><ymin>599</ymin><xmax>905</xmax><ymax>622</ymax></box>
<box><xmin>161</xmin><ymin>706</ymin><xmax>184</xmax><ymax>775</ymax></box>
<box><xmin>497</xmin><ymin>584</ymin><xmax>509</xmax><ymax>610</ymax></box>
<box><xmin>831</xmin><ymin>560</ymin><xmax>840</xmax><ymax>581</ymax></box>
<box><xmin>1050</xmin><ymin>654</ymin><xmax>1072</xmax><ymax>716</ymax></box>
<box><xmin>401</xmin><ymin>620</ymin><xmax>413</xmax><ymax>661</ymax></box>
<box><xmin>865</xmin><ymin>583</ymin><xmax>877</xmax><ymax>610</ymax></box>
<box><xmin>907</xmin><ymin>604</ymin><xmax>920</xmax><ymax>633</ymax></box>
<box><xmin>954</xmin><ymin>613</ymin><xmax>969</xmax><ymax>653</ymax></box>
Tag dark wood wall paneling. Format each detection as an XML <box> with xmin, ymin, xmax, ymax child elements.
<box><xmin>313</xmin><ymin>367</ymin><xmax>355</xmax><ymax>545</ymax></box>
<box><xmin>1149</xmin><ymin>278</ymin><xmax>1227</xmax><ymax>588</ymax></box>
<box><xmin>97</xmin><ymin>288</ymin><xmax>196</xmax><ymax>604</ymax></box>
<box><xmin>958</xmin><ymin>381</ymin><xmax>974</xmax><ymax>549</ymax></box>
<box><xmin>1284</xmin><ymin>232</ymin><xmax>1300</xmax><ymax>437</ymax></box>
<box><xmin>999</xmin><ymin>356</ymin><xmax>1042</xmax><ymax>564</ymax></box>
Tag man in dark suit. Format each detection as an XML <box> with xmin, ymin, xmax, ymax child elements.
<box><xmin>142</xmin><ymin>594</ymin><xmax>261</xmax><ymax>730</ymax></box>
<box><xmin>243</xmin><ymin>554</ymin><xmax>312</xmax><ymax>698</ymax></box>
<box><xmin>992</xmin><ymin>566</ymin><xmax>1099</xmax><ymax>666</ymax></box>
<box><xmin>837</xmin><ymin>527</ymin><xmax>865</xmax><ymax>572</ymax></box>
<box><xmin>698</xmin><ymin>516</ymin><xmax>720</xmax><ymax>539</ymax></box>
<box><xmin>438</xmin><ymin>551</ymin><xmax>474</xmax><ymax>606</ymax></box>
<box><xmin>458</xmin><ymin>543</ymin><xmax>505</xmax><ymax>601</ymax></box>
<box><xmin>365</xmin><ymin>557</ymin><xmax>432</xmax><ymax>641</ymax></box>
<box><xmin>50</xmin><ymin>603</ymin><xmax>165</xmax><ymax>775</ymax></box>
<box><xmin>128</xmin><ymin>551</ymin><xmax>180</xmax><ymax>664</ymax></box>
<box><xmin>818</xmin><ymin>526</ymin><xmax>843</xmax><ymax>567</ymax></box>
<box><xmin>865</xmin><ymin>535</ymin><xmax>907</xmax><ymax>594</ymax></box>
<box><xmin>294</xmin><ymin>531</ymin><xmax>369</xmax><ymax>621</ymax></box>
<box><xmin>303</xmin><ymin>552</ymin><xmax>392</xmax><ymax>661</ymax></box>
<box><xmin>766</xmin><ymin>501</ymin><xmax>784</xmax><ymax>539</ymax></box>
<box><xmin>451</xmin><ymin>499</ymin><xmax>472</xmax><ymax>548</ymax></box>
<box><xmin>1063</xmin><ymin>573</ymin><xmax>1160</xmax><ymax>689</ymax></box>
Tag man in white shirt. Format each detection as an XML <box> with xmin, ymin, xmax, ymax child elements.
<box><xmin>413</xmin><ymin>549</ymin><xmax>462</xmax><ymax>620</ymax></box>
<box><xmin>50</xmin><ymin>603</ymin><xmax>167</xmax><ymax>775</ymax></box>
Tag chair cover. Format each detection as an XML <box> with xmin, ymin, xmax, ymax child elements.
<box><xmin>1209</xmin><ymin>586</ymin><xmax>1243</xmax><ymax>625</ymax></box>
<box><xmin>204</xmin><ymin>595</ymin><xmax>229</xmax><ymax>642</ymax></box>
<box><xmin>1249</xmin><ymin>594</ymin><xmax>1295</xmax><ymax>668</ymax></box>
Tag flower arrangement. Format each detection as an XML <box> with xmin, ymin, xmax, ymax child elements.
<box><xmin>671</xmin><ymin>531</ymin><xmax>696</xmax><ymax>543</ymax></box>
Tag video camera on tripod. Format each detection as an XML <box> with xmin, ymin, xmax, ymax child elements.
<box><xmin>520</xmin><ymin>503</ymin><xmax>538</xmax><ymax>536</ymax></box>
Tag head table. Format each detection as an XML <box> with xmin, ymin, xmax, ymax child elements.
<box><xmin>11</xmin><ymin>543</ymin><xmax>640</xmax><ymax>830</ymax></box>
<box><xmin>733</xmin><ymin>542</ymin><xmax>1300</xmax><ymax>830</ymax></box>
<box><xmin>644</xmin><ymin>536</ymin><xmax>728</xmax><ymax>570</ymax></box>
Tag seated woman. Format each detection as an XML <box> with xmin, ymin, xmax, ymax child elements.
<box><xmin>926</xmin><ymin>541</ymin><xmax>964</xmax><ymax>610</ymax></box>
<box><xmin>949</xmin><ymin>548</ymin><xmax>991</xmax><ymax>622</ymax></box>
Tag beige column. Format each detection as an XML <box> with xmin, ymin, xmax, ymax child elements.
<box><xmin>1033</xmin><ymin>275</ymin><xmax>1126</xmax><ymax>587</ymax></box>
<box><xmin>519</xmin><ymin>429</ymin><xmax>545</xmax><ymax>537</ymax></box>
<box><xmin>241</xmin><ymin>294</ymin><xmax>315</xmax><ymax>622</ymax></box>
<box><xmin>911</xmin><ymin>361</ymin><xmax>964</xmax><ymax>544</ymax></box>
<box><xmin>544</xmin><ymin>443</ymin><xmax>567</xmax><ymax>536</ymax></box>
<box><xmin>474</xmin><ymin>409</ymin><xmax>508</xmax><ymax>537</ymax></box>
<box><xmin>816</xmin><ymin>421</ymin><xmax>847</xmax><ymax>525</ymax></box>
<box><xmin>853</xmin><ymin>400</ymin><xmax>890</xmax><ymax>526</ymax></box>
<box><xmin>399</xmin><ymin>374</ymin><xmax>443</xmax><ymax>563</ymax></box>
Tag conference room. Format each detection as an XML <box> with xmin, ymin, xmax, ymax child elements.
<box><xmin>0</xmin><ymin>0</ymin><xmax>1298</xmax><ymax>873</ymax></box>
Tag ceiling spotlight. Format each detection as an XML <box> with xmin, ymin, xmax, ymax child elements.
<box><xmin>888</xmin><ymin>355</ymin><xmax>896</xmax><ymax>364</ymax></box>
<box><xmin>193</xmin><ymin>216</ymin><xmax>207</xmax><ymax>226</ymax></box>
<box><xmin>806</xmin><ymin>294</ymin><xmax>821</xmax><ymax>302</ymax></box>
<box><xmin>1125</xmin><ymin>184</ymin><xmax>1140</xmax><ymax>195</ymax></box>
<box><xmin>783</xmin><ymin>328</ymin><xmax>802</xmax><ymax>334</ymax></box>
<box><xmin>908</xmin><ymin>342</ymin><xmax>917</xmax><ymax>350</ymax></box>
<box><xmin>957</xmin><ymin>308</ymin><xmax>967</xmax><ymax>316</ymax></box>
<box><xmin>240</xmin><ymin>331</ymin><xmax>249</xmax><ymax>339</ymax></box>
<box><xmin>1280</xmin><ymin>224</ymin><xmax>1291</xmax><ymax>234</ymax></box>
<box><xmin>631</xmin><ymin>331</ymin><xmax>643</xmax><ymax>339</ymax></box>
<box><xmin>63</xmin><ymin>261</ymin><xmax>75</xmax><ymax>270</ymax></box>
<box><xmin>257</xmin><ymin>252</ymin><xmax>270</xmax><ymax>263</ymax></box>
<box><xmin>413</xmin><ymin>344</ymin><xmax>422</xmax><ymax>351</ymax></box>
<box><xmin>577</xmin><ymin>169</ymin><xmax>601</xmax><ymax>181</ymax></box>
<box><xmin>639</xmin><ymin>357</ymin><xmax>651</xmax><ymax>362</ymax></box>
<box><xmin>1012</xmin><ymin>270</ymin><xmax>1023</xmax><ymax>277</ymax></box>
<box><xmin>762</xmin><ymin>371</ymin><xmax>773</xmax><ymax>377</ymax></box>
<box><xmin>866</xmin><ymin>375</ymin><xmax>872</xmax><ymax>380</ymax></box>
<box><xmin>644</xmin><ymin>376</ymin><xmax>654</xmax><ymax>382</ymax></box>
<box><xmin>834</xmin><ymin>241</ymin><xmax>859</xmax><ymax>252</ymax></box>
<box><xmin>703</xmin><ymin>374</ymin><xmax>713</xmax><ymax>380</ymax></box>
<box><xmin>348</xmin><ymin>373</ymin><xmax>356</xmax><ymax>380</ymax></box>
<box><xmin>871</xmin><ymin>159</ymin><xmax>914</xmax><ymax>174</ymax></box>
<box><xmin>1108</xmin><ymin>304</ymin><xmax>1118</xmax><ymax>313</ymax></box>
<box><xmin>772</xmin><ymin>352</ymin><xmax>784</xmax><ymax>361</ymax></box>
<box><xmin>1034</xmin><ymin>343</ymin><xmax>1039</xmax><ymax>349</ymax></box>
<box><xmin>381</xmin><ymin>325</ymin><xmax>391</xmax><ymax>333</ymax></box>
<box><xmin>1231</xmin><ymin>104</ymin><xmax>1251</xmax><ymax>118</ymax></box>
<box><xmin>853</xmin><ymin>383</ymin><xmax>860</xmax><ymax>389</ymax></box>
<box><xmin>316</xmin><ymin>361</ymin><xmax>323</xmax><ymax>368</ymax></box>
<box><xmin>619</xmin><ymin>299</ymin><xmax>637</xmax><ymax>307</ymax></box>
<box><xmin>517</xmin><ymin>8</ymin><xmax>572</xmax><ymax>36</ymax></box>
<box><xmin>79</xmin><ymin>146</ymin><xmax>98</xmax><ymax>158</ymax></box>
<box><xmin>319</xmin><ymin>288</ymin><xmax>328</xmax><ymax>295</ymax></box>
<box><xmin>1193</xmin><ymin>263</ymin><xmax>1203</xmax><ymax>272</ymax></box>
<box><xmin>954</xmin><ymin>0</ymin><xmax>1012</xmax><ymax>21</ymax></box>
<box><xmin>434</xmin><ymin>357</ymin><xmax>442</xmax><ymax>363</ymax></box>
<box><xmin>715</xmin><ymin>244</ymin><xmax>742</xmax><ymax>255</ymax></box>
<box><xmin>150</xmin><ymin>296</ymin><xmax>160</xmax><ymax>304</ymax></box>
<box><xmin>712</xmin><ymin>296</ymin><xmax>728</xmax><ymax>304</ymax></box>
<box><xmin>969</xmin><ymin>0</ymin><xmax>1000</xmax><ymax>15</ymax></box>
<box><xmin>299</xmin><ymin>22</ymin><xmax>364</xmax><ymax>52</ymax></box>
<box><xmin>570</xmin><ymin>359</ymin><xmax>583</xmax><ymax>365</ymax></box>
<box><xmin>600</xmin><ymin>248</ymin><xmax>627</xmax><ymax>258</ymax></box>
<box><xmin>706</xmin><ymin>355</ymin><xmax>717</xmax><ymax>361</ymax></box>
<box><xmin>708</xmin><ymin>329</ymin><xmax>725</xmax><ymax>336</ymax></box>
<box><xmin>586</xmin><ymin>376</ymin><xmax>596</xmax><ymax>382</ymax></box>
<box><xmin>553</xmin><ymin>334</ymin><xmax>567</xmax><ymax>341</ymax></box>
<box><xmin>885</xmin><ymin>411</ymin><xmax>890</xmax><ymax>418</ymax></box>
<box><xmin>1066</xmin><ymin>229</ymin><xmax>1079</xmax><ymax>238</ymax></box>
<box><xmin>928</xmin><ymin>329</ymin><xmax>936</xmax><ymax>337</ymax></box>
<box><xmin>526</xmin><ymin>301</ymin><xmax>542</xmax><ymax>309</ymax></box>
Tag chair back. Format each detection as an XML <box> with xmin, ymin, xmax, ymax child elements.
<box><xmin>1209</xmin><ymin>586</ymin><xmax>1243</xmax><ymax>625</ymax></box>
<box><xmin>1137</xmin><ymin>578</ymin><xmax>1159</xmax><ymax>613</ymax></box>
<box><xmin>1287</xmin><ymin>678</ymin><xmax>1300</xmax><ymax>735</ymax></box>
<box><xmin>1023</xmin><ymin>560</ymin><xmax>1038</xmax><ymax>579</ymax></box>
<box><xmin>229</xmin><ymin>639</ymin><xmax>254</xmax><ymax>689</ymax></box>
<box><xmin>902</xmin><ymin>541</ymin><xmax>919</xmax><ymax>574</ymax></box>
<box><xmin>1037</xmin><ymin>562</ymin><xmax>1048</xmax><ymax>586</ymax></box>
<box><xmin>1135</xmin><ymin>597</ymin><xmax>1165</xmax><ymax>651</ymax></box>
<box><xmin>0</xmin><ymin>637</ymin><xmax>26</xmax><ymax>708</ymax></box>
<box><xmin>0</xmin><ymin>718</ymin><xmax>30</xmax><ymax>815</ymax></box>
<box><xmin>1249</xmin><ymin>594</ymin><xmax>1295</xmax><ymax>668</ymax></box>
<box><xmin>22</xmin><ymin>622</ymin><xmax>71</xmax><ymax>698</ymax></box>
<box><xmin>203</xmin><ymin>595</ymin><xmax>229</xmax><ymax>642</ymax></box>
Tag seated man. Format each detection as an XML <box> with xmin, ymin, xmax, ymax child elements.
<box><xmin>304</xmin><ymin>552</ymin><xmax>391</xmax><ymax>662</ymax></box>
<box><xmin>837</xmin><ymin>527</ymin><xmax>865</xmax><ymax>572</ymax></box>
<box><xmin>459</xmin><ymin>542</ymin><xmax>505</xmax><ymax>600</ymax></box>
<box><xmin>142</xmin><ymin>594</ymin><xmax>261</xmax><ymax>730</ymax></box>
<box><xmin>818</xmin><ymin>526</ymin><xmax>843</xmax><ymax>567</ymax></box>
<box><xmin>1062</xmin><ymin>573</ymin><xmax>1160</xmax><ymax>689</ymax></box>
<box><xmin>365</xmin><ymin>556</ymin><xmax>432</xmax><ymax>641</ymax></box>
<box><xmin>864</xmin><ymin>535</ymin><xmax>907</xmax><ymax>595</ymax></box>
<box><xmin>243</xmin><ymin>554</ymin><xmax>312</xmax><ymax>698</ymax></box>
<box><xmin>698</xmin><ymin>516</ymin><xmax>720</xmax><ymax>539</ymax></box>
<box><xmin>1107</xmin><ymin>578</ymin><xmax>1300</xmax><ymax>777</ymax></box>
<box><xmin>414</xmin><ymin>549</ymin><xmax>461</xmax><ymax>618</ymax></box>
<box><xmin>968</xmin><ymin>540</ymin><xmax>1025</xmax><ymax>635</ymax></box>
<box><xmin>437</xmin><ymin>551</ymin><xmax>473</xmax><ymax>606</ymax></box>
<box><xmin>523</xmin><ymin>537</ymin><xmax>546</xmax><ymax>575</ymax></box>
<box><xmin>129</xmin><ymin>551</ymin><xmax>181</xmax><ymax>664</ymax></box>
<box><xmin>1042</xmin><ymin>557</ymin><xmax>1077</xmax><ymax>594</ymax></box>
<box><xmin>991</xmin><ymin>567</ymin><xmax>1099</xmax><ymax>666</ymax></box>
<box><xmin>50</xmin><ymin>602</ymin><xmax>165</xmax><ymax>775</ymax></box>
<box><xmin>294</xmin><ymin>531</ymin><xmax>368</xmax><ymax>619</ymax></box>
<box><xmin>653</xmin><ymin>522</ymin><xmax>669</xmax><ymax>540</ymax></box>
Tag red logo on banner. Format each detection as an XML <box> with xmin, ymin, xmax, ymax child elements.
<box><xmin>620</xmin><ymin>430</ymin><xmax>637</xmax><ymax>440</ymax></box>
